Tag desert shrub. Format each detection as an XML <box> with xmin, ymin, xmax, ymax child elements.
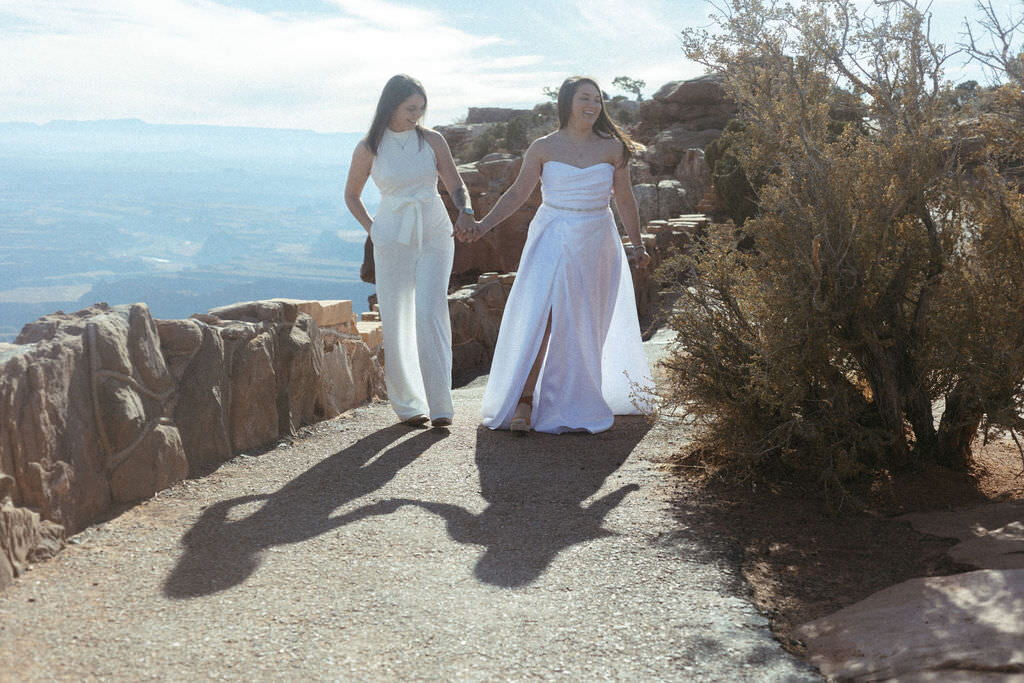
<box><xmin>664</xmin><ymin>0</ymin><xmax>1024</xmax><ymax>492</ymax></box>
<box><xmin>504</xmin><ymin>113</ymin><xmax>530</xmax><ymax>153</ymax></box>
<box><xmin>460</xmin><ymin>123</ymin><xmax>507</xmax><ymax>162</ymax></box>
<box><xmin>704</xmin><ymin>120</ymin><xmax>759</xmax><ymax>227</ymax></box>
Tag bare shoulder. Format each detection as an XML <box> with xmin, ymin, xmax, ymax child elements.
<box><xmin>420</xmin><ymin>127</ymin><xmax>449</xmax><ymax>147</ymax></box>
<box><xmin>352</xmin><ymin>138</ymin><xmax>373</xmax><ymax>158</ymax></box>
<box><xmin>605</xmin><ymin>137</ymin><xmax>630</xmax><ymax>168</ymax></box>
<box><xmin>526</xmin><ymin>133</ymin><xmax>558</xmax><ymax>161</ymax></box>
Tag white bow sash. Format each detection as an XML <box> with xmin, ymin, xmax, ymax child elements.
<box><xmin>392</xmin><ymin>190</ymin><xmax>439</xmax><ymax>246</ymax></box>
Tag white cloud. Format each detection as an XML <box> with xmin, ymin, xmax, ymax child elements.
<box><xmin>0</xmin><ymin>0</ymin><xmax>550</xmax><ymax>130</ymax></box>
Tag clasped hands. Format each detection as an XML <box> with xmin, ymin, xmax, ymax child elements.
<box><xmin>454</xmin><ymin>212</ymin><xmax>485</xmax><ymax>243</ymax></box>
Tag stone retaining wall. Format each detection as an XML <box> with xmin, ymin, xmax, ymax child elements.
<box><xmin>0</xmin><ymin>298</ymin><xmax>385</xmax><ymax>588</ymax></box>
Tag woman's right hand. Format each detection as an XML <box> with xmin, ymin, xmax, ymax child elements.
<box><xmin>455</xmin><ymin>213</ymin><xmax>480</xmax><ymax>242</ymax></box>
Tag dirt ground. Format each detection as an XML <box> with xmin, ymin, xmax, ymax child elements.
<box><xmin>668</xmin><ymin>435</ymin><xmax>1024</xmax><ymax>656</ymax></box>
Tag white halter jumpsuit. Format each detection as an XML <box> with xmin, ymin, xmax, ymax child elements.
<box><xmin>370</xmin><ymin>128</ymin><xmax>455</xmax><ymax>421</ymax></box>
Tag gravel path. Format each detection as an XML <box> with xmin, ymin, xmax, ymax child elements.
<box><xmin>1</xmin><ymin>336</ymin><xmax>816</xmax><ymax>681</ymax></box>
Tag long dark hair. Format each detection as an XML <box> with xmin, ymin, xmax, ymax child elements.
<box><xmin>557</xmin><ymin>76</ymin><xmax>636</xmax><ymax>164</ymax></box>
<box><xmin>366</xmin><ymin>74</ymin><xmax>427</xmax><ymax>155</ymax></box>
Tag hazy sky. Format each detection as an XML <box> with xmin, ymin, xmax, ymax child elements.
<box><xmin>0</xmin><ymin>0</ymin><xmax>997</xmax><ymax>133</ymax></box>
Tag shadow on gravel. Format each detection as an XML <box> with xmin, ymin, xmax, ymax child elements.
<box><xmin>392</xmin><ymin>416</ymin><xmax>651</xmax><ymax>588</ymax></box>
<box><xmin>163</xmin><ymin>424</ymin><xmax>446</xmax><ymax>599</ymax></box>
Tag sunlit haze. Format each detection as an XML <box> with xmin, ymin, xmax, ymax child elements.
<box><xmin>0</xmin><ymin>0</ymin><xmax>992</xmax><ymax>132</ymax></box>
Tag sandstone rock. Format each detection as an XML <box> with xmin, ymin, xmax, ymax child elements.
<box><xmin>638</xmin><ymin>75</ymin><xmax>737</xmax><ymax>133</ymax></box>
<box><xmin>644</xmin><ymin>127</ymin><xmax>722</xmax><ymax>172</ymax></box>
<box><xmin>277</xmin><ymin>314</ymin><xmax>330</xmax><ymax>432</ymax></box>
<box><xmin>158</xmin><ymin>320</ymin><xmax>232</xmax><ymax>476</ymax></box>
<box><xmin>675</xmin><ymin>148</ymin><xmax>712</xmax><ymax>201</ymax></box>
<box><xmin>109</xmin><ymin>424</ymin><xmax>188</xmax><ymax>503</ymax></box>
<box><xmin>444</xmin><ymin>155</ymin><xmax>541</xmax><ymax>278</ymax></box>
<box><xmin>0</xmin><ymin>474</ymin><xmax>13</xmax><ymax>504</ymax></box>
<box><xmin>1</xmin><ymin>501</ymin><xmax>66</xmax><ymax>590</ymax></box>
<box><xmin>654</xmin><ymin>75</ymin><xmax>728</xmax><ymax>105</ymax></box>
<box><xmin>320</xmin><ymin>331</ymin><xmax>358</xmax><ymax>414</ymax></box>
<box><xmin>209</xmin><ymin>300</ymin><xmax>297</xmax><ymax>325</ymax></box>
<box><xmin>224</xmin><ymin>326</ymin><xmax>279</xmax><ymax>452</ymax></box>
<box><xmin>356</xmin><ymin>321</ymin><xmax>383</xmax><ymax>353</ymax></box>
<box><xmin>156</xmin><ymin>319</ymin><xmax>204</xmax><ymax>382</ymax></box>
<box><xmin>341</xmin><ymin>336</ymin><xmax>386</xmax><ymax>403</ymax></box>
<box><xmin>272</xmin><ymin>298</ymin><xmax>355</xmax><ymax>333</ymax></box>
<box><xmin>477</xmin><ymin>153</ymin><xmax>522</xmax><ymax>189</ymax></box>
<box><xmin>628</xmin><ymin>159</ymin><xmax>655</xmax><ymax>185</ymax></box>
<box><xmin>633</xmin><ymin>183</ymin><xmax>659</xmax><ymax>225</ymax></box>
<box><xmin>799</xmin><ymin>569</ymin><xmax>1024</xmax><ymax>681</ymax></box>
<box><xmin>657</xmin><ymin>180</ymin><xmax>690</xmax><ymax>219</ymax></box>
<box><xmin>2</xmin><ymin>304</ymin><xmax>187</xmax><ymax>533</ymax></box>
<box><xmin>452</xmin><ymin>340</ymin><xmax>490</xmax><ymax>376</ymax></box>
<box><xmin>2</xmin><ymin>298</ymin><xmax>385</xmax><ymax>546</ymax></box>
<box><xmin>466</xmin><ymin>107</ymin><xmax>531</xmax><ymax>124</ymax></box>
<box><xmin>456</xmin><ymin>164</ymin><xmax>488</xmax><ymax>195</ymax></box>
<box><xmin>903</xmin><ymin>501</ymin><xmax>1024</xmax><ymax>570</ymax></box>
<box><xmin>447</xmin><ymin>279</ymin><xmax>512</xmax><ymax>378</ymax></box>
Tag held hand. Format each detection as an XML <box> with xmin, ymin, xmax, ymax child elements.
<box><xmin>454</xmin><ymin>213</ymin><xmax>476</xmax><ymax>241</ymax></box>
<box><xmin>628</xmin><ymin>245</ymin><xmax>652</xmax><ymax>270</ymax></box>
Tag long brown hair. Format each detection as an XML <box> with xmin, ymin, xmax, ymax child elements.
<box><xmin>366</xmin><ymin>74</ymin><xmax>427</xmax><ymax>155</ymax></box>
<box><xmin>557</xmin><ymin>76</ymin><xmax>636</xmax><ymax>164</ymax></box>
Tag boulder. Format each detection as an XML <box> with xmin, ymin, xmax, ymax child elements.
<box><xmin>341</xmin><ymin>336</ymin><xmax>386</xmax><ymax>404</ymax></box>
<box><xmin>477</xmin><ymin>153</ymin><xmax>523</xmax><ymax>190</ymax></box>
<box><xmin>638</xmin><ymin>75</ymin><xmax>737</xmax><ymax>133</ymax></box>
<box><xmin>903</xmin><ymin>501</ymin><xmax>1024</xmax><ymax>570</ymax></box>
<box><xmin>158</xmin><ymin>319</ymin><xmax>233</xmax><ymax>476</ymax></box>
<box><xmin>447</xmin><ymin>277</ymin><xmax>514</xmax><ymax>378</ymax></box>
<box><xmin>320</xmin><ymin>331</ymin><xmax>358</xmax><ymax>414</ymax></box>
<box><xmin>799</xmin><ymin>569</ymin><xmax>1024</xmax><ymax>681</ymax></box>
<box><xmin>2</xmin><ymin>304</ymin><xmax>187</xmax><ymax>533</ymax></box>
<box><xmin>643</xmin><ymin>126</ymin><xmax>722</xmax><ymax>173</ymax></box>
<box><xmin>674</xmin><ymin>149</ymin><xmax>712</xmax><ymax>201</ymax></box>
<box><xmin>224</xmin><ymin>325</ymin><xmax>280</xmax><ymax>453</ymax></box>
<box><xmin>657</xmin><ymin>179</ymin><xmax>690</xmax><ymax>218</ymax></box>
<box><xmin>445</xmin><ymin>155</ymin><xmax>541</xmax><ymax>278</ymax></box>
<box><xmin>633</xmin><ymin>183</ymin><xmax>659</xmax><ymax>225</ymax></box>
<box><xmin>208</xmin><ymin>300</ymin><xmax>297</xmax><ymax>325</ymax></box>
<box><xmin>0</xmin><ymin>501</ymin><xmax>66</xmax><ymax>590</ymax></box>
<box><xmin>466</xmin><ymin>107</ymin><xmax>531</xmax><ymax>124</ymax></box>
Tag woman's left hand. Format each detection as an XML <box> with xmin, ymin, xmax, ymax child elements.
<box><xmin>454</xmin><ymin>213</ymin><xmax>479</xmax><ymax>241</ymax></box>
<box><xmin>630</xmin><ymin>246</ymin><xmax>652</xmax><ymax>269</ymax></box>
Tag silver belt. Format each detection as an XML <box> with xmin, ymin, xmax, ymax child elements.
<box><xmin>542</xmin><ymin>201</ymin><xmax>608</xmax><ymax>213</ymax></box>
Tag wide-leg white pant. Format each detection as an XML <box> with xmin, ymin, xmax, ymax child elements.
<box><xmin>373</xmin><ymin>230</ymin><xmax>455</xmax><ymax>421</ymax></box>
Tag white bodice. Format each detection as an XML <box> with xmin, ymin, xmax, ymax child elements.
<box><xmin>370</xmin><ymin>128</ymin><xmax>438</xmax><ymax>197</ymax></box>
<box><xmin>540</xmin><ymin>161</ymin><xmax>614</xmax><ymax>211</ymax></box>
<box><xmin>368</xmin><ymin>128</ymin><xmax>448</xmax><ymax>246</ymax></box>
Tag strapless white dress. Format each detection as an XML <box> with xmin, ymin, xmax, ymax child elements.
<box><xmin>480</xmin><ymin>161</ymin><xmax>653</xmax><ymax>434</ymax></box>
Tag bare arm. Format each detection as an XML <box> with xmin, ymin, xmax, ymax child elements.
<box><xmin>425</xmin><ymin>129</ymin><xmax>471</xmax><ymax>213</ymax></box>
<box><xmin>611</xmin><ymin>152</ymin><xmax>651</xmax><ymax>268</ymax></box>
<box><xmin>343</xmin><ymin>141</ymin><xmax>374</xmax><ymax>234</ymax></box>
<box><xmin>474</xmin><ymin>140</ymin><xmax>545</xmax><ymax>236</ymax></box>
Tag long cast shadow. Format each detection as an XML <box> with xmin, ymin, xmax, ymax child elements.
<box><xmin>164</xmin><ymin>424</ymin><xmax>446</xmax><ymax>599</ymax></box>
<box><xmin>393</xmin><ymin>416</ymin><xmax>651</xmax><ymax>588</ymax></box>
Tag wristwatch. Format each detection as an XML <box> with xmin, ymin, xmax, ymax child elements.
<box><xmin>460</xmin><ymin>206</ymin><xmax>475</xmax><ymax>215</ymax></box>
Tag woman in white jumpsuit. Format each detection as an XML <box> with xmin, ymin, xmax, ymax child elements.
<box><xmin>345</xmin><ymin>74</ymin><xmax>473</xmax><ymax>428</ymax></box>
<box><xmin>455</xmin><ymin>77</ymin><xmax>654</xmax><ymax>435</ymax></box>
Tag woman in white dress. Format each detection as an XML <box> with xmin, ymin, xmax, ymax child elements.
<box><xmin>345</xmin><ymin>74</ymin><xmax>474</xmax><ymax>428</ymax></box>
<box><xmin>456</xmin><ymin>76</ymin><xmax>653</xmax><ymax>435</ymax></box>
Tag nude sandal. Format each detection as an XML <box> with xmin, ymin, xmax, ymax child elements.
<box><xmin>510</xmin><ymin>395</ymin><xmax>532</xmax><ymax>435</ymax></box>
